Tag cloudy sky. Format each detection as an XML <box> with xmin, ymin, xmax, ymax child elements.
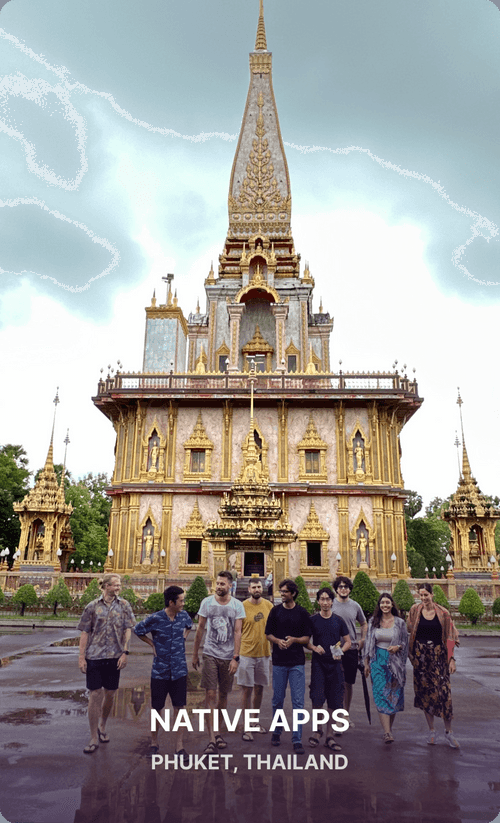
<box><xmin>1</xmin><ymin>0</ymin><xmax>499</xmax><ymax>506</ymax></box>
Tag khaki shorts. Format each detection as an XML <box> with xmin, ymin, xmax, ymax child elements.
<box><xmin>236</xmin><ymin>655</ymin><xmax>270</xmax><ymax>687</ymax></box>
<box><xmin>200</xmin><ymin>654</ymin><xmax>234</xmax><ymax>695</ymax></box>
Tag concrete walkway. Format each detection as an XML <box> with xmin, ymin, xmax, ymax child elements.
<box><xmin>0</xmin><ymin>630</ymin><xmax>499</xmax><ymax>823</ymax></box>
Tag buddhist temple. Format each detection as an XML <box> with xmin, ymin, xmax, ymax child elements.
<box><xmin>93</xmin><ymin>1</ymin><xmax>422</xmax><ymax>592</ymax></box>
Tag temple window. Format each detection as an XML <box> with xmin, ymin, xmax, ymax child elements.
<box><xmin>305</xmin><ymin>450</ymin><xmax>320</xmax><ymax>474</ymax></box>
<box><xmin>306</xmin><ymin>541</ymin><xmax>322</xmax><ymax>567</ymax></box>
<box><xmin>187</xmin><ymin>540</ymin><xmax>202</xmax><ymax>564</ymax></box>
<box><xmin>190</xmin><ymin>449</ymin><xmax>206</xmax><ymax>473</ymax></box>
<box><xmin>287</xmin><ymin>354</ymin><xmax>297</xmax><ymax>373</ymax></box>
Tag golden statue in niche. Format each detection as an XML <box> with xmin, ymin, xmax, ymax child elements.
<box><xmin>148</xmin><ymin>444</ymin><xmax>159</xmax><ymax>473</ymax></box>
<box><xmin>357</xmin><ymin>532</ymin><xmax>368</xmax><ymax>564</ymax></box>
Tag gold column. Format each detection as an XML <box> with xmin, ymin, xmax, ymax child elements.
<box><xmin>127</xmin><ymin>494</ymin><xmax>140</xmax><ymax>571</ymax></box>
<box><xmin>161</xmin><ymin>493</ymin><xmax>173</xmax><ymax>573</ymax></box>
<box><xmin>299</xmin><ymin>300</ymin><xmax>308</xmax><ymax>371</ymax></box>
<box><xmin>165</xmin><ymin>403</ymin><xmax>178</xmax><ymax>481</ymax></box>
<box><xmin>221</xmin><ymin>401</ymin><xmax>233</xmax><ymax>481</ymax></box>
<box><xmin>373</xmin><ymin>496</ymin><xmax>385</xmax><ymax>577</ymax></box>
<box><xmin>227</xmin><ymin>303</ymin><xmax>245</xmax><ymax>373</ymax></box>
<box><xmin>208</xmin><ymin>301</ymin><xmax>217</xmax><ymax>371</ymax></box>
<box><xmin>277</xmin><ymin>401</ymin><xmax>288</xmax><ymax>482</ymax></box>
<box><xmin>271</xmin><ymin>303</ymin><xmax>289</xmax><ymax>369</ymax></box>
<box><xmin>369</xmin><ymin>403</ymin><xmax>380</xmax><ymax>483</ymax></box>
<box><xmin>337</xmin><ymin>495</ymin><xmax>350</xmax><ymax>573</ymax></box>
<box><xmin>336</xmin><ymin>404</ymin><xmax>346</xmax><ymax>483</ymax></box>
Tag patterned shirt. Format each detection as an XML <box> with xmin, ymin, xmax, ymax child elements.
<box><xmin>198</xmin><ymin>595</ymin><xmax>246</xmax><ymax>660</ymax></box>
<box><xmin>78</xmin><ymin>595</ymin><xmax>136</xmax><ymax>660</ymax></box>
<box><xmin>134</xmin><ymin>610</ymin><xmax>193</xmax><ymax>680</ymax></box>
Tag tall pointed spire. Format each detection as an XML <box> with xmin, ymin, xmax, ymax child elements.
<box><xmin>43</xmin><ymin>388</ymin><xmax>59</xmax><ymax>472</ymax></box>
<box><xmin>456</xmin><ymin>388</ymin><xmax>472</xmax><ymax>481</ymax></box>
<box><xmin>255</xmin><ymin>0</ymin><xmax>267</xmax><ymax>51</ymax></box>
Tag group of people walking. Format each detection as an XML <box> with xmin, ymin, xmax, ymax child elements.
<box><xmin>77</xmin><ymin>572</ymin><xmax>460</xmax><ymax>759</ymax></box>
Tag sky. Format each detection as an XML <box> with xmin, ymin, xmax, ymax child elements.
<box><xmin>1</xmin><ymin>0</ymin><xmax>499</xmax><ymax>507</ymax></box>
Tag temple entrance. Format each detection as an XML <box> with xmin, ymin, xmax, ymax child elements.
<box><xmin>244</xmin><ymin>551</ymin><xmax>265</xmax><ymax>576</ymax></box>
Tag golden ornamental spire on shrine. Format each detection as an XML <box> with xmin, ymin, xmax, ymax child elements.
<box><xmin>255</xmin><ymin>0</ymin><xmax>267</xmax><ymax>50</ymax></box>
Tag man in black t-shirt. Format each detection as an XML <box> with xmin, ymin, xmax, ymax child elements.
<box><xmin>265</xmin><ymin>579</ymin><xmax>313</xmax><ymax>754</ymax></box>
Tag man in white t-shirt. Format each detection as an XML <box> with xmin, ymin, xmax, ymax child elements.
<box><xmin>192</xmin><ymin>571</ymin><xmax>245</xmax><ymax>753</ymax></box>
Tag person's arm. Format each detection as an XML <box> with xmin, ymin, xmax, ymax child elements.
<box><xmin>78</xmin><ymin>631</ymin><xmax>89</xmax><ymax>673</ymax></box>
<box><xmin>284</xmin><ymin>634</ymin><xmax>310</xmax><ymax>648</ymax></box>
<box><xmin>117</xmin><ymin>628</ymin><xmax>131</xmax><ymax>669</ymax></box>
<box><xmin>266</xmin><ymin>633</ymin><xmax>288</xmax><ymax>650</ymax></box>
<box><xmin>138</xmin><ymin>634</ymin><xmax>156</xmax><ymax>654</ymax></box>
<box><xmin>229</xmin><ymin>617</ymin><xmax>243</xmax><ymax>674</ymax></box>
<box><xmin>192</xmin><ymin>615</ymin><xmax>206</xmax><ymax>669</ymax></box>
<box><xmin>341</xmin><ymin>633</ymin><xmax>351</xmax><ymax>654</ymax></box>
<box><xmin>358</xmin><ymin>616</ymin><xmax>368</xmax><ymax>651</ymax></box>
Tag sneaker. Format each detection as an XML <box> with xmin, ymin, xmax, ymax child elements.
<box><xmin>293</xmin><ymin>742</ymin><xmax>305</xmax><ymax>755</ymax></box>
<box><xmin>271</xmin><ymin>733</ymin><xmax>281</xmax><ymax>747</ymax></box>
<box><xmin>445</xmin><ymin>731</ymin><xmax>460</xmax><ymax>749</ymax></box>
<box><xmin>427</xmin><ymin>729</ymin><xmax>436</xmax><ymax>745</ymax></box>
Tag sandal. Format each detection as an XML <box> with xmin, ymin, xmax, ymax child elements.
<box><xmin>242</xmin><ymin>732</ymin><xmax>254</xmax><ymax>742</ymax></box>
<box><xmin>214</xmin><ymin>734</ymin><xmax>228</xmax><ymax>749</ymax></box>
<box><xmin>324</xmin><ymin>738</ymin><xmax>342</xmax><ymax>752</ymax></box>
<box><xmin>308</xmin><ymin>736</ymin><xmax>320</xmax><ymax>748</ymax></box>
<box><xmin>83</xmin><ymin>742</ymin><xmax>99</xmax><ymax>754</ymax></box>
<box><xmin>147</xmin><ymin>744</ymin><xmax>159</xmax><ymax>757</ymax></box>
<box><xmin>256</xmin><ymin>725</ymin><xmax>267</xmax><ymax>734</ymax></box>
<box><xmin>97</xmin><ymin>728</ymin><xmax>110</xmax><ymax>743</ymax></box>
<box><xmin>384</xmin><ymin>732</ymin><xmax>394</xmax><ymax>744</ymax></box>
<box><xmin>175</xmin><ymin>748</ymin><xmax>190</xmax><ymax>764</ymax></box>
<box><xmin>204</xmin><ymin>741</ymin><xmax>218</xmax><ymax>754</ymax></box>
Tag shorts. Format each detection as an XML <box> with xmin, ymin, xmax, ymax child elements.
<box><xmin>200</xmin><ymin>654</ymin><xmax>234</xmax><ymax>695</ymax></box>
<box><xmin>151</xmin><ymin>676</ymin><xmax>187</xmax><ymax>710</ymax></box>
<box><xmin>86</xmin><ymin>658</ymin><xmax>121</xmax><ymax>691</ymax></box>
<box><xmin>341</xmin><ymin>648</ymin><xmax>359</xmax><ymax>685</ymax></box>
<box><xmin>236</xmin><ymin>655</ymin><xmax>270</xmax><ymax>687</ymax></box>
<box><xmin>309</xmin><ymin>658</ymin><xmax>345</xmax><ymax>709</ymax></box>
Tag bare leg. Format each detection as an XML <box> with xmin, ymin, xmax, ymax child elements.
<box><xmin>389</xmin><ymin>713</ymin><xmax>395</xmax><ymax>729</ymax></box>
<box><xmin>252</xmin><ymin>684</ymin><xmax>264</xmax><ymax>710</ymax></box>
<box><xmin>424</xmin><ymin>710</ymin><xmax>435</xmax><ymax>731</ymax></box>
<box><xmin>343</xmin><ymin>683</ymin><xmax>353</xmax><ymax>714</ymax></box>
<box><xmin>173</xmin><ymin>706</ymin><xmax>185</xmax><ymax>752</ymax></box>
<box><xmin>377</xmin><ymin>711</ymin><xmax>391</xmax><ymax>735</ymax></box>
<box><xmin>87</xmin><ymin>689</ymin><xmax>103</xmax><ymax>745</ymax></box>
<box><xmin>241</xmin><ymin>686</ymin><xmax>254</xmax><ymax>739</ymax></box>
<box><xmin>99</xmin><ymin>689</ymin><xmax>116</xmax><ymax>734</ymax></box>
<box><xmin>205</xmin><ymin>689</ymin><xmax>217</xmax><ymax>745</ymax></box>
<box><xmin>310</xmin><ymin>703</ymin><xmax>324</xmax><ymax>743</ymax></box>
<box><xmin>443</xmin><ymin>718</ymin><xmax>453</xmax><ymax>733</ymax></box>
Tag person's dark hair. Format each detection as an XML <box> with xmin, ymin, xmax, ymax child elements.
<box><xmin>279</xmin><ymin>579</ymin><xmax>298</xmax><ymax>599</ymax></box>
<box><xmin>217</xmin><ymin>570</ymin><xmax>234</xmax><ymax>583</ymax></box>
<box><xmin>316</xmin><ymin>586</ymin><xmax>334</xmax><ymax>602</ymax></box>
<box><xmin>164</xmin><ymin>585</ymin><xmax>184</xmax><ymax>608</ymax></box>
<box><xmin>333</xmin><ymin>576</ymin><xmax>353</xmax><ymax>593</ymax></box>
<box><xmin>371</xmin><ymin>592</ymin><xmax>400</xmax><ymax>628</ymax></box>
<box><xmin>418</xmin><ymin>582</ymin><xmax>433</xmax><ymax>595</ymax></box>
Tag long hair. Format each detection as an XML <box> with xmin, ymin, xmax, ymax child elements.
<box><xmin>418</xmin><ymin>582</ymin><xmax>433</xmax><ymax>595</ymax></box>
<box><xmin>371</xmin><ymin>592</ymin><xmax>400</xmax><ymax>628</ymax></box>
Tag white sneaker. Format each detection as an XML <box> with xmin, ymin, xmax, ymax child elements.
<box><xmin>349</xmin><ymin>720</ymin><xmax>355</xmax><ymax>729</ymax></box>
<box><xmin>445</xmin><ymin>731</ymin><xmax>460</xmax><ymax>749</ymax></box>
<box><xmin>427</xmin><ymin>729</ymin><xmax>436</xmax><ymax>745</ymax></box>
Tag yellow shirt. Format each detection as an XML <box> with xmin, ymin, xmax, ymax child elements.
<box><xmin>240</xmin><ymin>597</ymin><xmax>274</xmax><ymax>658</ymax></box>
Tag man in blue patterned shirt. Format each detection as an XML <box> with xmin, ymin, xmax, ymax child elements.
<box><xmin>134</xmin><ymin>585</ymin><xmax>192</xmax><ymax>759</ymax></box>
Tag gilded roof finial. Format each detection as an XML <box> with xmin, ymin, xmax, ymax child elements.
<box><xmin>457</xmin><ymin>388</ymin><xmax>472</xmax><ymax>481</ymax></box>
<box><xmin>319</xmin><ymin>297</ymin><xmax>323</xmax><ymax>313</ymax></box>
<box><xmin>196</xmin><ymin>298</ymin><xmax>200</xmax><ymax>314</ymax></box>
<box><xmin>255</xmin><ymin>0</ymin><xmax>267</xmax><ymax>51</ymax></box>
<box><xmin>151</xmin><ymin>289</ymin><xmax>156</xmax><ymax>307</ymax></box>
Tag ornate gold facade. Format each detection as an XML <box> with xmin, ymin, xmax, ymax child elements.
<box><xmin>93</xmin><ymin>2</ymin><xmax>422</xmax><ymax>592</ymax></box>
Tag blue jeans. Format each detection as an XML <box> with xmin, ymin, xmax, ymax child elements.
<box><xmin>271</xmin><ymin>664</ymin><xmax>305</xmax><ymax>743</ymax></box>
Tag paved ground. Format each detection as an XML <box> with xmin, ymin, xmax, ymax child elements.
<box><xmin>0</xmin><ymin>628</ymin><xmax>499</xmax><ymax>823</ymax></box>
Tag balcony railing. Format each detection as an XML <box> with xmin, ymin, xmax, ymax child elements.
<box><xmin>96</xmin><ymin>371</ymin><xmax>420</xmax><ymax>397</ymax></box>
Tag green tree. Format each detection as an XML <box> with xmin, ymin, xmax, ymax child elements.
<box><xmin>392</xmin><ymin>579</ymin><xmax>414</xmax><ymax>617</ymax></box>
<box><xmin>12</xmin><ymin>583</ymin><xmax>38</xmax><ymax>616</ymax></box>
<box><xmin>120</xmin><ymin>586</ymin><xmax>139</xmax><ymax>609</ymax></box>
<box><xmin>492</xmin><ymin>597</ymin><xmax>500</xmax><ymax>617</ymax></box>
<box><xmin>79</xmin><ymin>578</ymin><xmax>101</xmax><ymax>607</ymax></box>
<box><xmin>404</xmin><ymin>491</ymin><xmax>423</xmax><ymax>519</ymax></box>
<box><xmin>432</xmin><ymin>584</ymin><xmax>450</xmax><ymax>610</ymax></box>
<box><xmin>406</xmin><ymin>516</ymin><xmax>450</xmax><ymax>577</ymax></box>
<box><xmin>350</xmin><ymin>571</ymin><xmax>379</xmax><ymax>617</ymax></box>
<box><xmin>144</xmin><ymin>592</ymin><xmax>165</xmax><ymax>612</ymax></box>
<box><xmin>0</xmin><ymin>587</ymin><xmax>5</xmax><ymax>605</ymax></box>
<box><xmin>459</xmin><ymin>588</ymin><xmax>485</xmax><ymax>625</ymax></box>
<box><xmin>66</xmin><ymin>473</ymin><xmax>111</xmax><ymax>570</ymax></box>
<box><xmin>294</xmin><ymin>576</ymin><xmax>314</xmax><ymax>614</ymax></box>
<box><xmin>406</xmin><ymin>547</ymin><xmax>426</xmax><ymax>578</ymax></box>
<box><xmin>0</xmin><ymin>444</ymin><xmax>31</xmax><ymax>561</ymax></box>
<box><xmin>184</xmin><ymin>576</ymin><xmax>209</xmax><ymax>617</ymax></box>
<box><xmin>45</xmin><ymin>578</ymin><xmax>73</xmax><ymax>616</ymax></box>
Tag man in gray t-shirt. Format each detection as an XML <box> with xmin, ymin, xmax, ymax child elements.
<box><xmin>192</xmin><ymin>571</ymin><xmax>245</xmax><ymax>752</ymax></box>
<box><xmin>332</xmin><ymin>576</ymin><xmax>367</xmax><ymax>726</ymax></box>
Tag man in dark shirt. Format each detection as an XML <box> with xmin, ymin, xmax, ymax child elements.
<box><xmin>265</xmin><ymin>578</ymin><xmax>313</xmax><ymax>754</ymax></box>
<box><xmin>134</xmin><ymin>585</ymin><xmax>192</xmax><ymax>760</ymax></box>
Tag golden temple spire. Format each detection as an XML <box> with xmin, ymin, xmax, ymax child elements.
<box><xmin>43</xmin><ymin>388</ymin><xmax>60</xmax><ymax>472</ymax></box>
<box><xmin>457</xmin><ymin>388</ymin><xmax>472</xmax><ymax>481</ymax></box>
<box><xmin>255</xmin><ymin>0</ymin><xmax>267</xmax><ymax>51</ymax></box>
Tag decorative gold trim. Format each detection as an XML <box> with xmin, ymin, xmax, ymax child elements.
<box><xmin>134</xmin><ymin>506</ymin><xmax>161</xmax><ymax>574</ymax></box>
<box><xmin>349</xmin><ymin>509</ymin><xmax>376</xmax><ymax>578</ymax></box>
<box><xmin>277</xmin><ymin>401</ymin><xmax>288</xmax><ymax>482</ymax></box>
<box><xmin>298</xmin><ymin>502</ymin><xmax>330</xmax><ymax>575</ymax></box>
<box><xmin>183</xmin><ymin>412</ymin><xmax>214</xmax><ymax>481</ymax></box>
<box><xmin>346</xmin><ymin>422</ymin><xmax>373</xmax><ymax>485</ymax></box>
<box><xmin>215</xmin><ymin>341</ymin><xmax>230</xmax><ymax>372</ymax></box>
<box><xmin>139</xmin><ymin>417</ymin><xmax>166</xmax><ymax>481</ymax></box>
<box><xmin>297</xmin><ymin>415</ymin><xmax>328</xmax><ymax>483</ymax></box>
<box><xmin>242</xmin><ymin>325</ymin><xmax>274</xmax><ymax>372</ymax></box>
<box><xmin>221</xmin><ymin>401</ymin><xmax>233</xmax><ymax>481</ymax></box>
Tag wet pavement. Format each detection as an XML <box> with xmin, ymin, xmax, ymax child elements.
<box><xmin>0</xmin><ymin>630</ymin><xmax>499</xmax><ymax>823</ymax></box>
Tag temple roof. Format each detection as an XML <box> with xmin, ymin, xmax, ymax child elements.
<box><xmin>227</xmin><ymin>0</ymin><xmax>291</xmax><ymax>238</ymax></box>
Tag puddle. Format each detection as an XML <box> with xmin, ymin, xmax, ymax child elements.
<box><xmin>50</xmin><ymin>637</ymin><xmax>79</xmax><ymax>647</ymax></box>
<box><xmin>0</xmin><ymin>708</ymin><xmax>51</xmax><ymax>725</ymax></box>
<box><xmin>18</xmin><ymin>689</ymin><xmax>88</xmax><ymax>704</ymax></box>
<box><xmin>3</xmin><ymin>741</ymin><xmax>28</xmax><ymax>749</ymax></box>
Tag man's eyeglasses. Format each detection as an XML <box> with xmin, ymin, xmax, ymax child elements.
<box><xmin>337</xmin><ymin>585</ymin><xmax>349</xmax><ymax>590</ymax></box>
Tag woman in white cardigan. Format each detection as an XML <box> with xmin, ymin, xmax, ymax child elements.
<box><xmin>363</xmin><ymin>592</ymin><xmax>409</xmax><ymax>743</ymax></box>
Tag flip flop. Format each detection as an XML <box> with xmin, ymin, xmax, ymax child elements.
<box><xmin>214</xmin><ymin>734</ymin><xmax>228</xmax><ymax>749</ymax></box>
<box><xmin>98</xmin><ymin>728</ymin><xmax>110</xmax><ymax>743</ymax></box>
<box><xmin>175</xmin><ymin>748</ymin><xmax>190</xmax><ymax>765</ymax></box>
<box><xmin>308</xmin><ymin>736</ymin><xmax>321</xmax><ymax>748</ymax></box>
<box><xmin>83</xmin><ymin>743</ymin><xmax>99</xmax><ymax>754</ymax></box>
<box><xmin>147</xmin><ymin>745</ymin><xmax>160</xmax><ymax>757</ymax></box>
<box><xmin>256</xmin><ymin>725</ymin><xmax>267</xmax><ymax>734</ymax></box>
<box><xmin>204</xmin><ymin>741</ymin><xmax>218</xmax><ymax>754</ymax></box>
<box><xmin>324</xmin><ymin>738</ymin><xmax>342</xmax><ymax>752</ymax></box>
<box><xmin>242</xmin><ymin>732</ymin><xmax>254</xmax><ymax>741</ymax></box>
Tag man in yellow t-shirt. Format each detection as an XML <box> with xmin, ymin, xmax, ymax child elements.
<box><xmin>236</xmin><ymin>577</ymin><xmax>274</xmax><ymax>740</ymax></box>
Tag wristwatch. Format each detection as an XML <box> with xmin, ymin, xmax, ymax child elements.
<box><xmin>233</xmin><ymin>656</ymin><xmax>240</xmax><ymax>662</ymax></box>
<box><xmin>122</xmin><ymin>650</ymin><xmax>130</xmax><ymax>655</ymax></box>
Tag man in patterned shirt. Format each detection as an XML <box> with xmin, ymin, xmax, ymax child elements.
<box><xmin>78</xmin><ymin>574</ymin><xmax>136</xmax><ymax>754</ymax></box>
<box><xmin>134</xmin><ymin>585</ymin><xmax>192</xmax><ymax>760</ymax></box>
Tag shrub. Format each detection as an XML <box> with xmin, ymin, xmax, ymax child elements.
<box><xmin>80</xmin><ymin>578</ymin><xmax>101</xmax><ymax>607</ymax></box>
<box><xmin>432</xmin><ymin>584</ymin><xmax>450</xmax><ymax>611</ymax></box>
<box><xmin>12</xmin><ymin>584</ymin><xmax>38</xmax><ymax>616</ymax></box>
<box><xmin>350</xmin><ymin>571</ymin><xmax>379</xmax><ymax>618</ymax></box>
<box><xmin>120</xmin><ymin>587</ymin><xmax>139</xmax><ymax>608</ymax></box>
<box><xmin>143</xmin><ymin>592</ymin><xmax>165</xmax><ymax>613</ymax></box>
<box><xmin>406</xmin><ymin>547</ymin><xmax>426</xmax><ymax>578</ymax></box>
<box><xmin>0</xmin><ymin>587</ymin><xmax>4</xmax><ymax>605</ymax></box>
<box><xmin>45</xmin><ymin>579</ymin><xmax>73</xmax><ymax>616</ymax></box>
<box><xmin>392</xmin><ymin>579</ymin><xmax>415</xmax><ymax>617</ymax></box>
<box><xmin>184</xmin><ymin>576</ymin><xmax>209</xmax><ymax>617</ymax></box>
<box><xmin>294</xmin><ymin>576</ymin><xmax>314</xmax><ymax>614</ymax></box>
<box><xmin>492</xmin><ymin>597</ymin><xmax>500</xmax><ymax>617</ymax></box>
<box><xmin>459</xmin><ymin>588</ymin><xmax>485</xmax><ymax>625</ymax></box>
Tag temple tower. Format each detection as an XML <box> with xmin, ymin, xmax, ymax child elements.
<box><xmin>93</xmin><ymin>2</ymin><xmax>422</xmax><ymax>591</ymax></box>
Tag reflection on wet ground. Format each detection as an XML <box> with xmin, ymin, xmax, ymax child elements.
<box><xmin>0</xmin><ymin>633</ymin><xmax>500</xmax><ymax>823</ymax></box>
